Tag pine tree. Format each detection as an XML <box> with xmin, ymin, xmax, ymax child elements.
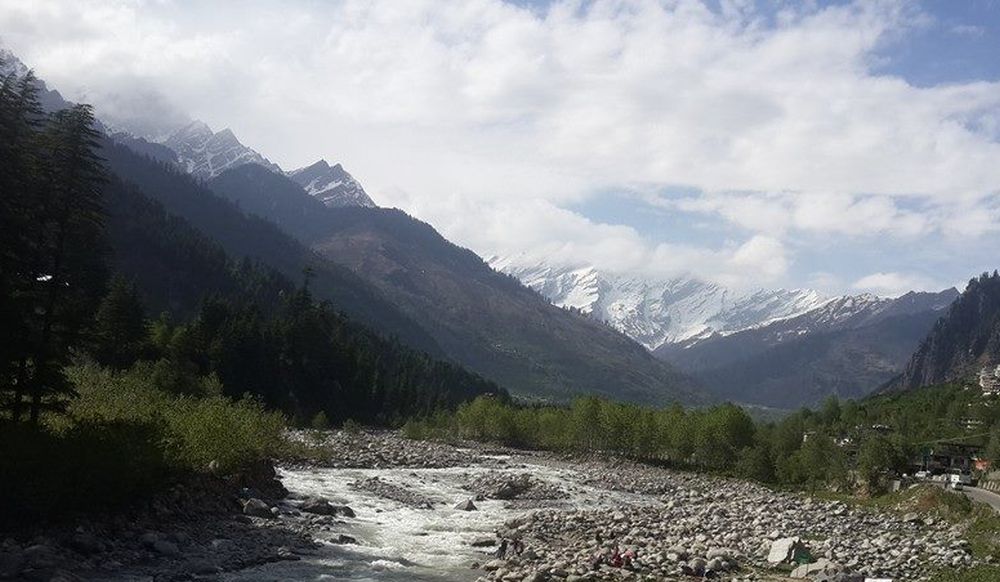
<box><xmin>0</xmin><ymin>68</ymin><xmax>44</xmax><ymax>420</ymax></box>
<box><xmin>93</xmin><ymin>275</ymin><xmax>147</xmax><ymax>369</ymax></box>
<box><xmin>23</xmin><ymin>104</ymin><xmax>107</xmax><ymax>423</ymax></box>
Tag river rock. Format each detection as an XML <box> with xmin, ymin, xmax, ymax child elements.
<box><xmin>455</xmin><ymin>499</ymin><xmax>478</xmax><ymax>511</ymax></box>
<box><xmin>768</xmin><ymin>536</ymin><xmax>805</xmax><ymax>564</ymax></box>
<box><xmin>243</xmin><ymin>498</ymin><xmax>275</xmax><ymax>518</ymax></box>
<box><xmin>301</xmin><ymin>497</ymin><xmax>337</xmax><ymax>515</ymax></box>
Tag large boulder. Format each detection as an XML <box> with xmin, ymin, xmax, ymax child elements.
<box><xmin>767</xmin><ymin>536</ymin><xmax>807</xmax><ymax>565</ymax></box>
<box><xmin>455</xmin><ymin>499</ymin><xmax>478</xmax><ymax>511</ymax></box>
<box><xmin>242</xmin><ymin>498</ymin><xmax>275</xmax><ymax>519</ymax></box>
<box><xmin>301</xmin><ymin>497</ymin><xmax>336</xmax><ymax>515</ymax></box>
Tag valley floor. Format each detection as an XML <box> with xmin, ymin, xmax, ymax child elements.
<box><xmin>1</xmin><ymin>431</ymin><xmax>987</xmax><ymax>581</ymax></box>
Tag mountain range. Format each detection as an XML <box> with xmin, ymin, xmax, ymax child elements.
<box><xmin>493</xmin><ymin>256</ymin><xmax>958</xmax><ymax>407</ymax></box>
<box><xmin>110</xmin><ymin>120</ymin><xmax>377</xmax><ymax>208</ymax></box>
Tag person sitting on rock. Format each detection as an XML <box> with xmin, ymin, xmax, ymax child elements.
<box><xmin>495</xmin><ymin>538</ymin><xmax>509</xmax><ymax>559</ymax></box>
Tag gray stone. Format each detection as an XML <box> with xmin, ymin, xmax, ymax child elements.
<box><xmin>243</xmin><ymin>498</ymin><xmax>275</xmax><ymax>518</ymax></box>
<box><xmin>767</xmin><ymin>536</ymin><xmax>804</xmax><ymax>565</ymax></box>
<box><xmin>455</xmin><ymin>498</ymin><xmax>478</xmax><ymax>511</ymax></box>
<box><xmin>301</xmin><ymin>497</ymin><xmax>336</xmax><ymax>515</ymax></box>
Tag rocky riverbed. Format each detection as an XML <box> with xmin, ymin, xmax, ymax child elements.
<box><xmin>0</xmin><ymin>430</ymin><xmax>983</xmax><ymax>581</ymax></box>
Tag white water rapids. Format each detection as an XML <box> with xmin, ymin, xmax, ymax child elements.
<box><xmin>223</xmin><ymin>454</ymin><xmax>652</xmax><ymax>581</ymax></box>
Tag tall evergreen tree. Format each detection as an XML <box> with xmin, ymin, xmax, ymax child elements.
<box><xmin>0</xmin><ymin>69</ymin><xmax>44</xmax><ymax>420</ymax></box>
<box><xmin>22</xmin><ymin>104</ymin><xmax>107</xmax><ymax>423</ymax></box>
<box><xmin>93</xmin><ymin>275</ymin><xmax>147</xmax><ymax>369</ymax></box>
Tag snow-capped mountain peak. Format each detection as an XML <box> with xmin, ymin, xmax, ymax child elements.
<box><xmin>287</xmin><ymin>159</ymin><xmax>376</xmax><ymax>208</ymax></box>
<box><xmin>490</xmin><ymin>255</ymin><xmax>833</xmax><ymax>350</ymax></box>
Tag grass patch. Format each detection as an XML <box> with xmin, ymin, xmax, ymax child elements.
<box><xmin>929</xmin><ymin>564</ymin><xmax>1000</xmax><ymax>582</ymax></box>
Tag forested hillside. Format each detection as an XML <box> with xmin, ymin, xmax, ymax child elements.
<box><xmin>99</xmin><ymin>139</ymin><xmax>442</xmax><ymax>355</ymax></box>
<box><xmin>205</xmin><ymin>165</ymin><xmax>703</xmax><ymax>405</ymax></box>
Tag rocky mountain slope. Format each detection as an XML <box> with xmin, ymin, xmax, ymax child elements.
<box><xmin>884</xmin><ymin>271</ymin><xmax>1000</xmax><ymax>392</ymax></box>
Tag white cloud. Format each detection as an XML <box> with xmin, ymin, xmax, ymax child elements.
<box><xmin>852</xmin><ymin>271</ymin><xmax>939</xmax><ymax>297</ymax></box>
<box><xmin>2</xmin><ymin>0</ymin><xmax>999</xmax><ymax>292</ymax></box>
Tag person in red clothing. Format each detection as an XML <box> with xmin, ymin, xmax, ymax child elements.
<box><xmin>610</xmin><ymin>545</ymin><xmax>623</xmax><ymax>568</ymax></box>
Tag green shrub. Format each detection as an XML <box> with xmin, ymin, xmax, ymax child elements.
<box><xmin>164</xmin><ymin>395</ymin><xmax>285</xmax><ymax>473</ymax></box>
<box><xmin>311</xmin><ymin>411</ymin><xmax>330</xmax><ymax>430</ymax></box>
<box><xmin>341</xmin><ymin>418</ymin><xmax>361</xmax><ymax>434</ymax></box>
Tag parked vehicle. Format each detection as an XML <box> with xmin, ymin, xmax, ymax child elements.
<box><xmin>946</xmin><ymin>469</ymin><xmax>972</xmax><ymax>488</ymax></box>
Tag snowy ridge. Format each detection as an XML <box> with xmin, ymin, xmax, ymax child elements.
<box><xmin>490</xmin><ymin>255</ymin><xmax>835</xmax><ymax>350</ymax></box>
<box><xmin>287</xmin><ymin>160</ymin><xmax>376</xmax><ymax>208</ymax></box>
<box><xmin>160</xmin><ymin>121</ymin><xmax>283</xmax><ymax>180</ymax></box>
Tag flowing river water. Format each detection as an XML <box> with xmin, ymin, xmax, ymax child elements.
<box><xmin>222</xmin><ymin>454</ymin><xmax>652</xmax><ymax>581</ymax></box>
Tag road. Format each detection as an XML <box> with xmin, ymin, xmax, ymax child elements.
<box><xmin>961</xmin><ymin>486</ymin><xmax>1000</xmax><ymax>512</ymax></box>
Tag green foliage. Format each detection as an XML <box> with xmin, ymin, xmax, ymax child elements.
<box><xmin>65</xmin><ymin>362</ymin><xmax>286</xmax><ymax>473</ymax></box>
<box><xmin>92</xmin><ymin>275</ymin><xmax>148</xmax><ymax>369</ymax></box>
<box><xmin>311</xmin><ymin>411</ymin><xmax>331</xmax><ymax>430</ymax></box>
<box><xmin>856</xmin><ymin>435</ymin><xmax>903</xmax><ymax>492</ymax></box>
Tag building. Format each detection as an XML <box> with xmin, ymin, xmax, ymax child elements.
<box><xmin>980</xmin><ymin>365</ymin><xmax>1000</xmax><ymax>395</ymax></box>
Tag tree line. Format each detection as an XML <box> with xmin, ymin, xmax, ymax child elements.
<box><xmin>406</xmin><ymin>380</ymin><xmax>1000</xmax><ymax>494</ymax></box>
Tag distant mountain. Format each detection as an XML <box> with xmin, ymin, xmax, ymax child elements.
<box><xmin>884</xmin><ymin>272</ymin><xmax>1000</xmax><ymax>392</ymax></box>
<box><xmin>490</xmin><ymin>257</ymin><xmax>830</xmax><ymax>350</ymax></box>
<box><xmin>288</xmin><ymin>160</ymin><xmax>375</xmax><ymax>208</ymax></box>
<box><xmin>494</xmin><ymin>255</ymin><xmax>958</xmax><ymax>407</ymax></box>
<box><xmin>204</xmin><ymin>168</ymin><xmax>704</xmax><ymax>405</ymax></box>
<box><xmin>658</xmin><ymin>288</ymin><xmax>957</xmax><ymax>407</ymax></box>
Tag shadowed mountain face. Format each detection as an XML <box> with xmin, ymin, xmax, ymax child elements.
<box><xmin>205</xmin><ymin>165</ymin><xmax>703</xmax><ymax>405</ymax></box>
<box><xmin>655</xmin><ymin>289</ymin><xmax>958</xmax><ymax>408</ymax></box>
<box><xmin>100</xmin><ymin>140</ymin><xmax>443</xmax><ymax>356</ymax></box>
<box><xmin>883</xmin><ymin>272</ymin><xmax>1000</xmax><ymax>393</ymax></box>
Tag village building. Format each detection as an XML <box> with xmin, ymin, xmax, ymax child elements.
<box><xmin>980</xmin><ymin>364</ymin><xmax>1000</xmax><ymax>395</ymax></box>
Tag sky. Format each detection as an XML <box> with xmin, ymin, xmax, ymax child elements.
<box><xmin>2</xmin><ymin>0</ymin><xmax>999</xmax><ymax>296</ymax></box>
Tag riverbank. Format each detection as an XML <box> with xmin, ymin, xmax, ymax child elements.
<box><xmin>0</xmin><ymin>430</ymin><xmax>988</xmax><ymax>581</ymax></box>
